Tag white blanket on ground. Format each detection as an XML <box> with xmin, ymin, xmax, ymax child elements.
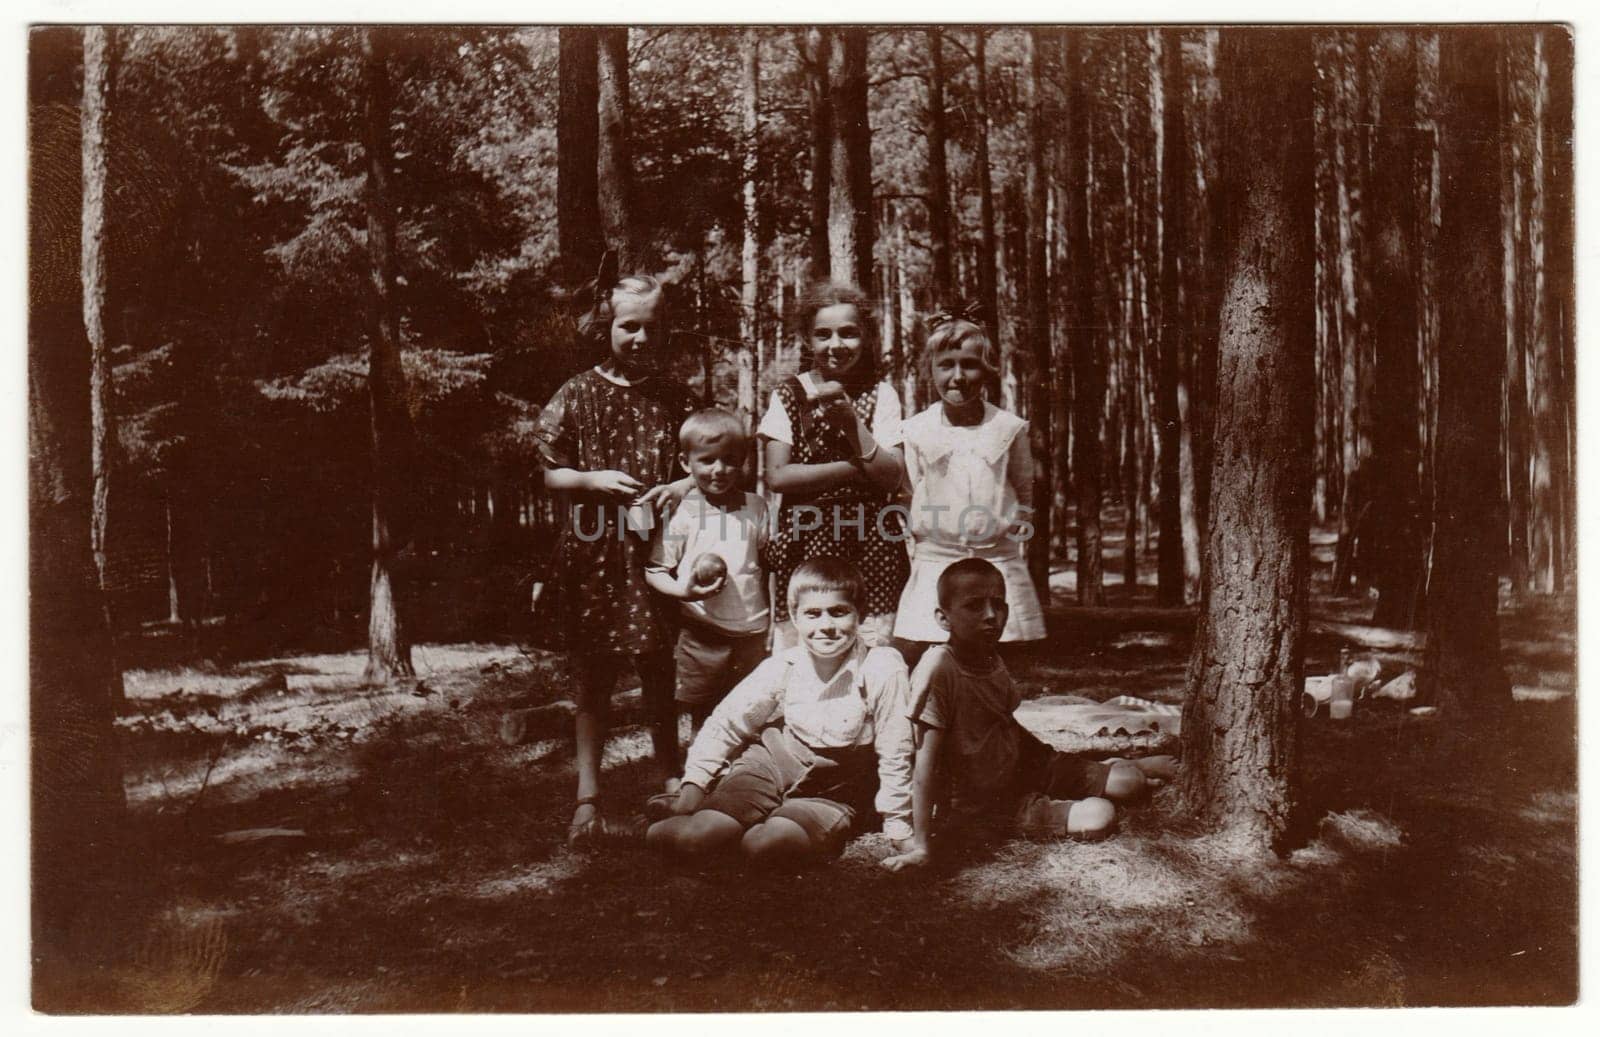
<box><xmin>1014</xmin><ymin>694</ymin><xmax>1183</xmax><ymax>740</ymax></box>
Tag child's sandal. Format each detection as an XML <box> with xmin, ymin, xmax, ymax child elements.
<box><xmin>567</xmin><ymin>796</ymin><xmax>604</xmax><ymax>849</ymax></box>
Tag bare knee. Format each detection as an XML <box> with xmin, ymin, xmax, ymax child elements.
<box><xmin>648</xmin><ymin>811</ymin><xmax>741</xmax><ymax>856</ymax></box>
<box><xmin>741</xmin><ymin>818</ymin><xmax>815</xmax><ymax>867</ymax></box>
<box><xmin>1067</xmin><ymin>796</ymin><xmax>1117</xmax><ymax>839</ymax></box>
<box><xmin>1102</xmin><ymin>761</ymin><xmax>1149</xmax><ymax>801</ymax></box>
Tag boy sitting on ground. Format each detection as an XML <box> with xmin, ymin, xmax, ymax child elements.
<box><xmin>646</xmin><ymin>558</ymin><xmax>917</xmax><ymax>867</ymax></box>
<box><xmin>883</xmin><ymin>558</ymin><xmax>1176</xmax><ymax>871</ymax></box>
<box><xmin>644</xmin><ymin>408</ymin><xmax>770</xmax><ymax>738</ymax></box>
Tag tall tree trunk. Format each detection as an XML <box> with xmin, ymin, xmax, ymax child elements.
<box><xmin>1541</xmin><ymin>27</ymin><xmax>1574</xmax><ymax>586</ymax></box>
<box><xmin>361</xmin><ymin>27</ymin><xmax>415</xmax><ymax>684</ymax></box>
<box><xmin>597</xmin><ymin>28</ymin><xmax>635</xmax><ymax>270</ymax></box>
<box><xmin>1179</xmin><ymin>28</ymin><xmax>1313</xmax><ymax>855</ymax></box>
<box><xmin>803</xmin><ymin>28</ymin><xmax>832</xmax><ymax>277</ymax></box>
<box><xmin>1367</xmin><ymin>32</ymin><xmax>1426</xmax><ymax>628</ymax></box>
<box><xmin>1155</xmin><ymin>30</ymin><xmax>1186</xmax><ymax>607</ymax></box>
<box><xmin>1024</xmin><ymin>30</ymin><xmax>1055</xmax><ymax>597</ymax></box>
<box><xmin>557</xmin><ymin>28</ymin><xmax>600</xmax><ymax>285</ymax></box>
<box><xmin>925</xmin><ymin>29</ymin><xmax>954</xmax><ymax>307</ymax></box>
<box><xmin>1500</xmin><ymin>39</ymin><xmax>1531</xmax><ymax>593</ymax></box>
<box><xmin>82</xmin><ymin>25</ymin><xmax>115</xmax><ymax>599</ymax></box>
<box><xmin>1526</xmin><ymin>31</ymin><xmax>1564</xmax><ymax>595</ymax></box>
<box><xmin>31</xmin><ymin>26</ymin><xmax>126</xmax><ymax>970</ymax></box>
<box><xmin>828</xmin><ymin>28</ymin><xmax>873</xmax><ymax>287</ymax></box>
<box><xmin>974</xmin><ymin>30</ymin><xmax>1000</xmax><ymax>329</ymax></box>
<box><xmin>1420</xmin><ymin>28</ymin><xmax>1511</xmax><ymax>713</ymax></box>
<box><xmin>1066</xmin><ymin>32</ymin><xmax>1105</xmax><ymax>606</ymax></box>
<box><xmin>737</xmin><ymin>29</ymin><xmax>761</xmax><ymax>429</ymax></box>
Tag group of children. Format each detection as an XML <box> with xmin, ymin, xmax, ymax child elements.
<box><xmin>532</xmin><ymin>272</ymin><xmax>1174</xmax><ymax>869</ymax></box>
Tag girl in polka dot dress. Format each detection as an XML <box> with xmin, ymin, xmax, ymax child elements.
<box><xmin>534</xmin><ymin>271</ymin><xmax>693</xmax><ymax>847</ymax></box>
<box><xmin>759</xmin><ymin>281</ymin><xmax>910</xmax><ymax>650</ymax></box>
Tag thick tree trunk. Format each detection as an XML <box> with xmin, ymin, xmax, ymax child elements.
<box><xmin>1179</xmin><ymin>28</ymin><xmax>1313</xmax><ymax>855</ymax></box>
<box><xmin>1541</xmin><ymin>27</ymin><xmax>1574</xmax><ymax>587</ymax></box>
<box><xmin>1065</xmin><ymin>33</ymin><xmax>1104</xmax><ymax>606</ymax></box>
<box><xmin>557</xmin><ymin>28</ymin><xmax>600</xmax><ymax>285</ymax></box>
<box><xmin>31</xmin><ymin>26</ymin><xmax>126</xmax><ymax>966</ymax></box>
<box><xmin>1155</xmin><ymin>30</ymin><xmax>1186</xmax><ymax>607</ymax></box>
<box><xmin>361</xmin><ymin>28</ymin><xmax>415</xmax><ymax>684</ymax></box>
<box><xmin>1526</xmin><ymin>31</ymin><xmax>1564</xmax><ymax>596</ymax></box>
<box><xmin>803</xmin><ymin>28</ymin><xmax>832</xmax><ymax>277</ymax></box>
<box><xmin>974</xmin><ymin>30</ymin><xmax>1000</xmax><ymax>330</ymax></box>
<box><xmin>82</xmin><ymin>25</ymin><xmax>115</xmax><ymax>599</ymax></box>
<box><xmin>1024</xmin><ymin>30</ymin><xmax>1055</xmax><ymax>597</ymax></box>
<box><xmin>1419</xmin><ymin>28</ymin><xmax>1510</xmax><ymax>713</ymax></box>
<box><xmin>925</xmin><ymin>29</ymin><xmax>954</xmax><ymax>307</ymax></box>
<box><xmin>828</xmin><ymin>28</ymin><xmax>873</xmax><ymax>287</ymax></box>
<box><xmin>1367</xmin><ymin>32</ymin><xmax>1426</xmax><ymax>628</ymax></box>
<box><xmin>597</xmin><ymin>28</ymin><xmax>635</xmax><ymax>270</ymax></box>
<box><xmin>738</xmin><ymin>30</ymin><xmax>761</xmax><ymax>428</ymax></box>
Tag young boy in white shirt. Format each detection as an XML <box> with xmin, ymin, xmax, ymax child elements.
<box><xmin>645</xmin><ymin>409</ymin><xmax>770</xmax><ymax>732</ymax></box>
<box><xmin>646</xmin><ymin>558</ymin><xmax>918</xmax><ymax>866</ymax></box>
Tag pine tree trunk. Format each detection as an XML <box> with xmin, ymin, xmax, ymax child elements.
<box><xmin>1179</xmin><ymin>28</ymin><xmax>1313</xmax><ymax>855</ymax></box>
<box><xmin>557</xmin><ymin>28</ymin><xmax>600</xmax><ymax>285</ymax></box>
<box><xmin>82</xmin><ymin>25</ymin><xmax>115</xmax><ymax>599</ymax></box>
<box><xmin>738</xmin><ymin>30</ymin><xmax>761</xmax><ymax>429</ymax></box>
<box><xmin>31</xmin><ymin>25</ymin><xmax>126</xmax><ymax>964</ymax></box>
<box><xmin>1500</xmin><ymin>41</ymin><xmax>1531</xmax><ymax>593</ymax></box>
<box><xmin>1065</xmin><ymin>33</ymin><xmax>1104</xmax><ymax>606</ymax></box>
<box><xmin>360</xmin><ymin>27</ymin><xmax>415</xmax><ymax>685</ymax></box>
<box><xmin>597</xmin><ymin>28</ymin><xmax>635</xmax><ymax>270</ymax></box>
<box><xmin>803</xmin><ymin>28</ymin><xmax>832</xmax><ymax>277</ymax></box>
<box><xmin>1367</xmin><ymin>32</ymin><xmax>1426</xmax><ymax>628</ymax></box>
<box><xmin>1526</xmin><ymin>31</ymin><xmax>1563</xmax><ymax>596</ymax></box>
<box><xmin>1420</xmin><ymin>28</ymin><xmax>1510</xmax><ymax>713</ymax></box>
<box><xmin>1155</xmin><ymin>30</ymin><xmax>1186</xmax><ymax>607</ymax></box>
<box><xmin>828</xmin><ymin>28</ymin><xmax>873</xmax><ymax>287</ymax></box>
<box><xmin>925</xmin><ymin>29</ymin><xmax>954</xmax><ymax>307</ymax></box>
<box><xmin>1541</xmin><ymin>27</ymin><xmax>1574</xmax><ymax>586</ymax></box>
<box><xmin>1024</xmin><ymin>29</ymin><xmax>1055</xmax><ymax>597</ymax></box>
<box><xmin>974</xmin><ymin>30</ymin><xmax>1000</xmax><ymax>330</ymax></box>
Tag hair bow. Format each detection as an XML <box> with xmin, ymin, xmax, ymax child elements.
<box><xmin>928</xmin><ymin>298</ymin><xmax>987</xmax><ymax>331</ymax></box>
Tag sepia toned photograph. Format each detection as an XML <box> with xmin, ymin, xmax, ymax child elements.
<box><xmin>26</xmin><ymin>18</ymin><xmax>1577</xmax><ymax>1014</ymax></box>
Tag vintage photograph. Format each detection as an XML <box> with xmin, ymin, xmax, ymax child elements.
<box><xmin>27</xmin><ymin>22</ymin><xmax>1576</xmax><ymax>1012</ymax></box>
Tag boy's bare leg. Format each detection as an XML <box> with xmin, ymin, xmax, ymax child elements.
<box><xmin>646</xmin><ymin>809</ymin><xmax>745</xmax><ymax>856</ymax></box>
<box><xmin>1101</xmin><ymin>755</ymin><xmax>1181</xmax><ymax>801</ymax></box>
<box><xmin>1018</xmin><ymin>793</ymin><xmax>1117</xmax><ymax>840</ymax></box>
<box><xmin>740</xmin><ymin>817</ymin><xmax>817</xmax><ymax>868</ymax></box>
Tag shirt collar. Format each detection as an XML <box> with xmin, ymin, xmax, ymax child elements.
<box><xmin>780</xmin><ymin>639</ymin><xmax>870</xmax><ymax>692</ymax></box>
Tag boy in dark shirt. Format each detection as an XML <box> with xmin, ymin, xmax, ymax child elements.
<box><xmin>883</xmin><ymin>558</ymin><xmax>1176</xmax><ymax>871</ymax></box>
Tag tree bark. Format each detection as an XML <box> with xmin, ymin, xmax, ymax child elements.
<box><xmin>925</xmin><ymin>29</ymin><xmax>954</xmax><ymax>307</ymax></box>
<box><xmin>1526</xmin><ymin>31</ymin><xmax>1564</xmax><ymax>595</ymax></box>
<box><xmin>1065</xmin><ymin>33</ymin><xmax>1104</xmax><ymax>606</ymax></box>
<box><xmin>738</xmin><ymin>30</ymin><xmax>761</xmax><ymax>429</ymax></box>
<box><xmin>1540</xmin><ymin>27</ymin><xmax>1574</xmax><ymax>587</ymax></box>
<box><xmin>557</xmin><ymin>28</ymin><xmax>600</xmax><ymax>286</ymax></box>
<box><xmin>1367</xmin><ymin>32</ymin><xmax>1426</xmax><ymax>628</ymax></box>
<box><xmin>828</xmin><ymin>28</ymin><xmax>873</xmax><ymax>287</ymax></box>
<box><xmin>803</xmin><ymin>28</ymin><xmax>832</xmax><ymax>277</ymax></box>
<box><xmin>1024</xmin><ymin>30</ymin><xmax>1055</xmax><ymax>598</ymax></box>
<box><xmin>1179</xmin><ymin>28</ymin><xmax>1313</xmax><ymax>854</ymax></box>
<box><xmin>31</xmin><ymin>26</ymin><xmax>127</xmax><ymax>964</ymax></box>
<box><xmin>361</xmin><ymin>27</ymin><xmax>415</xmax><ymax>684</ymax></box>
<box><xmin>974</xmin><ymin>30</ymin><xmax>1000</xmax><ymax>330</ymax></box>
<box><xmin>1155</xmin><ymin>30</ymin><xmax>1186</xmax><ymax>607</ymax></box>
<box><xmin>597</xmin><ymin>28</ymin><xmax>635</xmax><ymax>270</ymax></box>
<box><xmin>1499</xmin><ymin>40</ymin><xmax>1531</xmax><ymax>593</ymax></box>
<box><xmin>1419</xmin><ymin>28</ymin><xmax>1511</xmax><ymax>713</ymax></box>
<box><xmin>82</xmin><ymin>25</ymin><xmax>115</xmax><ymax>598</ymax></box>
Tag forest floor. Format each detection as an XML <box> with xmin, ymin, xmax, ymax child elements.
<box><xmin>35</xmin><ymin>542</ymin><xmax>1578</xmax><ymax>1013</ymax></box>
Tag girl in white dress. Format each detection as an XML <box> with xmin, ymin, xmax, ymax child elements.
<box><xmin>892</xmin><ymin>315</ymin><xmax>1046</xmax><ymax>669</ymax></box>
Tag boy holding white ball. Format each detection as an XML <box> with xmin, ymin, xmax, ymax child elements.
<box><xmin>646</xmin><ymin>409</ymin><xmax>771</xmax><ymax>733</ymax></box>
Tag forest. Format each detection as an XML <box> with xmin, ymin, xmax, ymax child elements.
<box><xmin>28</xmin><ymin>24</ymin><xmax>1576</xmax><ymax>1013</ymax></box>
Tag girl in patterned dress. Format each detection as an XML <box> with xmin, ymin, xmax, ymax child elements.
<box><xmin>890</xmin><ymin>314</ymin><xmax>1045</xmax><ymax>671</ymax></box>
<box><xmin>534</xmin><ymin>273</ymin><xmax>693</xmax><ymax>846</ymax></box>
<box><xmin>758</xmin><ymin>281</ymin><xmax>910</xmax><ymax>650</ymax></box>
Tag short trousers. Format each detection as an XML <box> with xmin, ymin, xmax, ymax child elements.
<box><xmin>674</xmin><ymin>620</ymin><xmax>768</xmax><ymax>707</ymax></box>
<box><xmin>699</xmin><ymin>726</ymin><xmax>878</xmax><ymax>857</ymax></box>
<box><xmin>1015</xmin><ymin>727</ymin><xmax>1112</xmax><ymax>800</ymax></box>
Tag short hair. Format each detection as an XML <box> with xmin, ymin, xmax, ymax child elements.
<box><xmin>578</xmin><ymin>273</ymin><xmax>669</xmax><ymax>347</ymax></box>
<box><xmin>936</xmin><ymin>557</ymin><xmax>1005</xmax><ymax>608</ymax></box>
<box><xmin>792</xmin><ymin>279</ymin><xmax>879</xmax><ymax>390</ymax></box>
<box><xmin>786</xmin><ymin>556</ymin><xmax>866</xmax><ymax>617</ymax></box>
<box><xmin>679</xmin><ymin>408</ymin><xmax>749</xmax><ymax>454</ymax></box>
<box><xmin>925</xmin><ymin>317</ymin><xmax>1001</xmax><ymax>380</ymax></box>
